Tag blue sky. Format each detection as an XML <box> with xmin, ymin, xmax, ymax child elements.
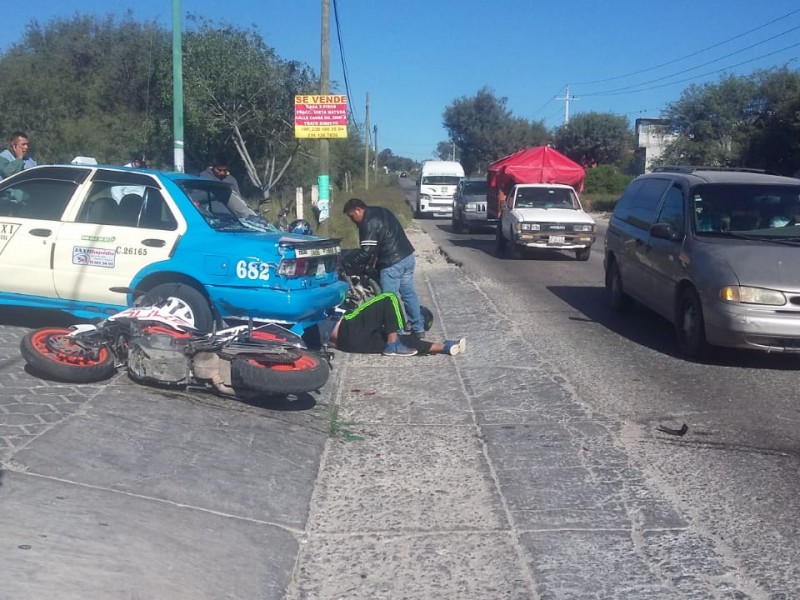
<box><xmin>2</xmin><ymin>1</ymin><xmax>799</xmax><ymax>161</ymax></box>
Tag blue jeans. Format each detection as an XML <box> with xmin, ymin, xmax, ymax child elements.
<box><xmin>380</xmin><ymin>253</ymin><xmax>424</xmax><ymax>333</ymax></box>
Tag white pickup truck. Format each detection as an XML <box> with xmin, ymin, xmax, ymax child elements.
<box><xmin>495</xmin><ymin>183</ymin><xmax>596</xmax><ymax>260</ymax></box>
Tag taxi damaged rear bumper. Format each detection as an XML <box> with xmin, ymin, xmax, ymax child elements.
<box><xmin>207</xmin><ymin>280</ymin><xmax>348</xmax><ymax>325</ymax></box>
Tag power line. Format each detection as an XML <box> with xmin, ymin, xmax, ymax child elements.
<box><xmin>574</xmin><ymin>8</ymin><xmax>800</xmax><ymax>85</ymax></box>
<box><xmin>583</xmin><ymin>41</ymin><xmax>800</xmax><ymax>98</ymax></box>
<box><xmin>332</xmin><ymin>0</ymin><xmax>360</xmax><ymax>130</ymax></box>
<box><xmin>583</xmin><ymin>25</ymin><xmax>800</xmax><ymax>96</ymax></box>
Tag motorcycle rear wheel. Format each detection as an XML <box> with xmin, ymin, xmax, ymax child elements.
<box><xmin>20</xmin><ymin>327</ymin><xmax>116</xmax><ymax>383</ymax></box>
<box><xmin>230</xmin><ymin>350</ymin><xmax>330</xmax><ymax>395</ymax></box>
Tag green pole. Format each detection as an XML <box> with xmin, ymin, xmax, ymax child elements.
<box><xmin>172</xmin><ymin>0</ymin><xmax>185</xmax><ymax>172</ymax></box>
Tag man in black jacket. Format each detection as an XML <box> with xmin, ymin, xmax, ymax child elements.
<box><xmin>342</xmin><ymin>198</ymin><xmax>425</xmax><ymax>337</ymax></box>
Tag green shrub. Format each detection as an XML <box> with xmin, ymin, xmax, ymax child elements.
<box><xmin>584</xmin><ymin>165</ymin><xmax>632</xmax><ymax>195</ymax></box>
<box><xmin>581</xmin><ymin>194</ymin><xmax>618</xmax><ymax>213</ymax></box>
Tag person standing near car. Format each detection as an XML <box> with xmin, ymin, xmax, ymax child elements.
<box><xmin>0</xmin><ymin>131</ymin><xmax>37</xmax><ymax>179</ymax></box>
<box><xmin>199</xmin><ymin>155</ymin><xmax>241</xmax><ymax>195</ymax></box>
<box><xmin>342</xmin><ymin>197</ymin><xmax>426</xmax><ymax>338</ymax></box>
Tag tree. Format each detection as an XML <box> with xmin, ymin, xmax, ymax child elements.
<box><xmin>0</xmin><ymin>13</ymin><xmax>171</xmax><ymax>164</ymax></box>
<box><xmin>660</xmin><ymin>75</ymin><xmax>760</xmax><ymax>167</ymax></box>
<box><xmin>743</xmin><ymin>67</ymin><xmax>800</xmax><ymax>176</ymax></box>
<box><xmin>442</xmin><ymin>87</ymin><xmax>550</xmax><ymax>175</ymax></box>
<box><xmin>553</xmin><ymin>112</ymin><xmax>632</xmax><ymax>166</ymax></box>
<box><xmin>182</xmin><ymin>18</ymin><xmax>318</xmax><ymax>201</ymax></box>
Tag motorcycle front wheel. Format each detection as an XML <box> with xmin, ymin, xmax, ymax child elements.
<box><xmin>230</xmin><ymin>350</ymin><xmax>330</xmax><ymax>395</ymax></box>
<box><xmin>20</xmin><ymin>328</ymin><xmax>116</xmax><ymax>383</ymax></box>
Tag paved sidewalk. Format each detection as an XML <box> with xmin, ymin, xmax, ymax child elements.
<box><xmin>0</xmin><ymin>229</ymin><xmax>747</xmax><ymax>599</ymax></box>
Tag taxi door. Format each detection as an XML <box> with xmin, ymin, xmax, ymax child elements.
<box><xmin>0</xmin><ymin>175</ymin><xmax>82</xmax><ymax>299</ymax></box>
<box><xmin>52</xmin><ymin>174</ymin><xmax>184</xmax><ymax>306</ymax></box>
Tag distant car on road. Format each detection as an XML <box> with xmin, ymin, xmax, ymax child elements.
<box><xmin>451</xmin><ymin>177</ymin><xmax>495</xmax><ymax>233</ymax></box>
<box><xmin>604</xmin><ymin>165</ymin><xmax>800</xmax><ymax>359</ymax></box>
<box><xmin>0</xmin><ymin>164</ymin><xmax>347</xmax><ymax>333</ymax></box>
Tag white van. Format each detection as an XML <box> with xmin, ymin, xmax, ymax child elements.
<box><xmin>416</xmin><ymin>160</ymin><xmax>465</xmax><ymax>217</ymax></box>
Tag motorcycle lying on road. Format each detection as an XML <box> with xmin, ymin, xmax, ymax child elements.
<box><xmin>19</xmin><ymin>291</ymin><xmax>330</xmax><ymax>397</ymax></box>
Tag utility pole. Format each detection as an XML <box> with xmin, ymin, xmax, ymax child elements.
<box><xmin>451</xmin><ymin>141</ymin><xmax>455</xmax><ymax>161</ymax></box>
<box><xmin>364</xmin><ymin>92</ymin><xmax>370</xmax><ymax>190</ymax></box>
<box><xmin>556</xmin><ymin>83</ymin><xmax>578</xmax><ymax>125</ymax></box>
<box><xmin>172</xmin><ymin>0</ymin><xmax>184</xmax><ymax>172</ymax></box>
<box><xmin>373</xmin><ymin>125</ymin><xmax>378</xmax><ymax>173</ymax></box>
<box><xmin>318</xmin><ymin>0</ymin><xmax>330</xmax><ymax>230</ymax></box>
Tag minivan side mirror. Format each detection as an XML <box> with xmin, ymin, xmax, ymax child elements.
<box><xmin>650</xmin><ymin>222</ymin><xmax>681</xmax><ymax>241</ymax></box>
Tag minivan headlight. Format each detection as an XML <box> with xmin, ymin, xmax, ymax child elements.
<box><xmin>464</xmin><ymin>202</ymin><xmax>478</xmax><ymax>212</ymax></box>
<box><xmin>720</xmin><ymin>285</ymin><xmax>786</xmax><ymax>306</ymax></box>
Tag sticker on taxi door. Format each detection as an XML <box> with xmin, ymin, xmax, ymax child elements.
<box><xmin>72</xmin><ymin>246</ymin><xmax>116</xmax><ymax>268</ymax></box>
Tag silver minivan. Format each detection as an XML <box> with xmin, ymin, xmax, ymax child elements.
<box><xmin>604</xmin><ymin>166</ymin><xmax>800</xmax><ymax>359</ymax></box>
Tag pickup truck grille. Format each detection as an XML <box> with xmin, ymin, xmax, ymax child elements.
<box><xmin>538</xmin><ymin>222</ymin><xmax>577</xmax><ymax>232</ymax></box>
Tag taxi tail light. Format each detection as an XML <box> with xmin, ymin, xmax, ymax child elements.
<box><xmin>278</xmin><ymin>258</ymin><xmax>309</xmax><ymax>278</ymax></box>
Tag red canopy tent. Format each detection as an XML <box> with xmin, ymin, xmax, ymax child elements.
<box><xmin>486</xmin><ymin>146</ymin><xmax>585</xmax><ymax>218</ymax></box>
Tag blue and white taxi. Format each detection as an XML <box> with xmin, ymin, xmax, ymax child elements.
<box><xmin>0</xmin><ymin>165</ymin><xmax>347</xmax><ymax>333</ymax></box>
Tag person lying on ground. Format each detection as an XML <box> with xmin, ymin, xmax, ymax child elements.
<box><xmin>320</xmin><ymin>292</ymin><xmax>465</xmax><ymax>357</ymax></box>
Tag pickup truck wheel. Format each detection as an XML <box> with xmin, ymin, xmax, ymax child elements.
<box><xmin>575</xmin><ymin>247</ymin><xmax>591</xmax><ymax>261</ymax></box>
<box><xmin>510</xmin><ymin>242</ymin><xmax>525</xmax><ymax>260</ymax></box>
<box><xmin>495</xmin><ymin>226</ymin><xmax>507</xmax><ymax>256</ymax></box>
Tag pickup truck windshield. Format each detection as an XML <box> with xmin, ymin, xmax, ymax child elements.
<box><xmin>514</xmin><ymin>188</ymin><xmax>578</xmax><ymax>209</ymax></box>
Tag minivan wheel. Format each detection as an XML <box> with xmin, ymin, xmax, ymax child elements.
<box><xmin>606</xmin><ymin>261</ymin><xmax>632</xmax><ymax>311</ymax></box>
<box><xmin>676</xmin><ymin>288</ymin><xmax>709</xmax><ymax>360</ymax></box>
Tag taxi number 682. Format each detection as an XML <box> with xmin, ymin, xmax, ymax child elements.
<box><xmin>235</xmin><ymin>260</ymin><xmax>270</xmax><ymax>281</ymax></box>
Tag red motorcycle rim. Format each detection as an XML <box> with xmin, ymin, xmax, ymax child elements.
<box><xmin>30</xmin><ymin>329</ymin><xmax>110</xmax><ymax>367</ymax></box>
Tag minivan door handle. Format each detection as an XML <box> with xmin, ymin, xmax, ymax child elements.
<box><xmin>142</xmin><ymin>238</ymin><xmax>166</xmax><ymax>248</ymax></box>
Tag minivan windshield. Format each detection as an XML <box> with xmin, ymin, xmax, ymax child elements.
<box><xmin>693</xmin><ymin>183</ymin><xmax>800</xmax><ymax>238</ymax></box>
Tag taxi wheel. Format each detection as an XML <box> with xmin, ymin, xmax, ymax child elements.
<box><xmin>20</xmin><ymin>328</ymin><xmax>116</xmax><ymax>383</ymax></box>
<box><xmin>147</xmin><ymin>283</ymin><xmax>214</xmax><ymax>333</ymax></box>
<box><xmin>231</xmin><ymin>350</ymin><xmax>331</xmax><ymax>395</ymax></box>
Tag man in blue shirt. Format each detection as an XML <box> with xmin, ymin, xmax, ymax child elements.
<box><xmin>0</xmin><ymin>131</ymin><xmax>37</xmax><ymax>179</ymax></box>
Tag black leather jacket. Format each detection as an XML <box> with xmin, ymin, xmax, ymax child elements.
<box><xmin>343</xmin><ymin>206</ymin><xmax>415</xmax><ymax>271</ymax></box>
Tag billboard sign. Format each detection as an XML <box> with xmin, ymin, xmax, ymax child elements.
<box><xmin>294</xmin><ymin>95</ymin><xmax>348</xmax><ymax>139</ymax></box>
